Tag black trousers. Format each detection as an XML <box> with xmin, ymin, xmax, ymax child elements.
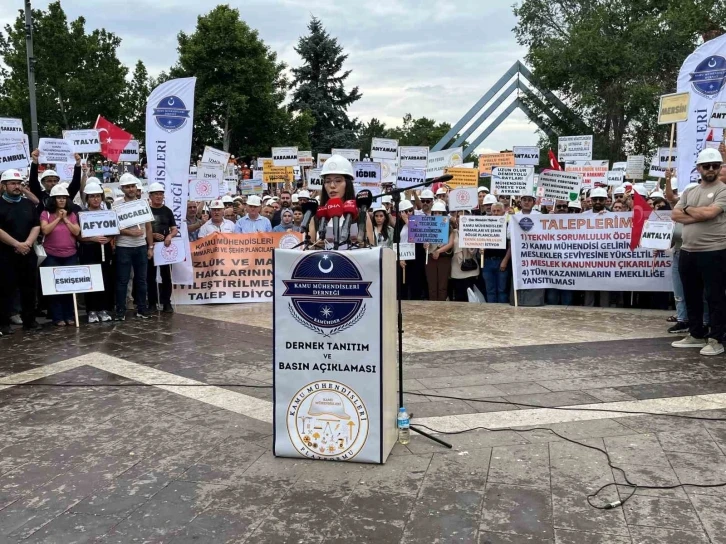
<box><xmin>147</xmin><ymin>259</ymin><xmax>172</xmax><ymax>307</ymax></box>
<box><xmin>679</xmin><ymin>248</ymin><xmax>726</xmax><ymax>342</ymax></box>
<box><xmin>451</xmin><ymin>277</ymin><xmax>475</xmax><ymax>302</ymax></box>
<box><xmin>0</xmin><ymin>249</ymin><xmax>38</xmax><ymax>327</ymax></box>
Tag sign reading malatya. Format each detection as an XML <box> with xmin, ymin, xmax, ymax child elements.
<box><xmin>458</xmin><ymin>216</ymin><xmax>507</xmax><ymax>249</ymax></box>
<box><xmin>658</xmin><ymin>92</ymin><xmax>690</xmax><ymax>124</ymax></box>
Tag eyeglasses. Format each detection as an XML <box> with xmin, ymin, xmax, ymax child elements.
<box><xmin>701</xmin><ymin>163</ymin><xmax>722</xmax><ymax>171</ymax></box>
<box><xmin>614</xmin><ymin>194</ymin><xmax>624</xmax><ymax>199</ymax></box>
<box><xmin>401</xmin><ymin>209</ymin><xmax>413</xmax><ymax>214</ymax></box>
<box><xmin>324</xmin><ymin>179</ymin><xmax>346</xmax><ymax>185</ymax></box>
<box><xmin>420</xmin><ymin>199</ymin><xmax>433</xmax><ymax>203</ymax></box>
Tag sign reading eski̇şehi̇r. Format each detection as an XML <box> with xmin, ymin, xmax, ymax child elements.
<box><xmin>273</xmin><ymin>248</ymin><xmax>397</xmax><ymax>464</ymax></box>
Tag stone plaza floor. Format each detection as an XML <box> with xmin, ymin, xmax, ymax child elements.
<box><xmin>1</xmin><ymin>302</ymin><xmax>726</xmax><ymax>543</ymax></box>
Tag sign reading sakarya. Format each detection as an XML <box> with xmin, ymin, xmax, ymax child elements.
<box><xmin>0</xmin><ymin>118</ymin><xmax>23</xmax><ymax>135</ymax></box>
<box><xmin>558</xmin><ymin>135</ymin><xmax>593</xmax><ymax>162</ymax></box>
<box><xmin>658</xmin><ymin>92</ymin><xmax>690</xmax><ymax>124</ymax></box>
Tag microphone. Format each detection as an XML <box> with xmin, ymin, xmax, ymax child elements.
<box><xmin>316</xmin><ymin>205</ymin><xmax>329</xmax><ymax>242</ymax></box>
<box><xmin>356</xmin><ymin>190</ymin><xmax>373</xmax><ymax>246</ymax></box>
<box><xmin>326</xmin><ymin>198</ymin><xmax>344</xmax><ymax>250</ymax></box>
<box><xmin>299</xmin><ymin>200</ymin><xmax>319</xmax><ymax>233</ymax></box>
<box><xmin>340</xmin><ymin>200</ymin><xmax>359</xmax><ymax>245</ymax></box>
<box><xmin>430</xmin><ymin>174</ymin><xmax>454</xmax><ymax>184</ymax></box>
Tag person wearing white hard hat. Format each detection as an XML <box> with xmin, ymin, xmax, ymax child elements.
<box><xmin>507</xmin><ymin>190</ymin><xmax>544</xmax><ymax>306</ymax></box>
<box><xmin>381</xmin><ymin>194</ymin><xmax>393</xmax><ymax>214</ymax></box>
<box><xmin>435</xmin><ymin>187</ymin><xmax>447</xmax><ymax>200</ymax></box>
<box><xmin>0</xmin><ymin>169</ymin><xmax>42</xmax><ymax>334</ymax></box>
<box><xmin>567</xmin><ymin>200</ymin><xmax>582</xmax><ymax>213</ymax></box>
<box><xmin>78</xmin><ymin>183</ymin><xmax>115</xmax><ymax>323</ymax></box>
<box><xmin>39</xmin><ymin>184</ymin><xmax>81</xmax><ymax>326</ymax></box>
<box><xmin>233</xmin><ymin>194</ymin><xmax>271</xmax><ymax>233</ymax></box>
<box><xmin>147</xmin><ymin>183</ymin><xmax>178</xmax><ymax>313</ymax></box>
<box><xmin>199</xmin><ymin>200</ymin><xmax>236</xmax><ymax>237</ymax></box>
<box><xmin>298</xmin><ymin>189</ymin><xmax>311</xmax><ymax>204</ymax></box>
<box><xmin>221</xmin><ymin>195</ymin><xmax>234</xmax><ymax>208</ymax></box>
<box><xmin>583</xmin><ymin>187</ymin><xmax>609</xmax><ymax>215</ymax></box>
<box><xmin>414</xmin><ymin>188</ymin><xmax>435</xmax><ymax>215</ymax></box>
<box><xmin>480</xmin><ymin>193</ymin><xmax>497</xmax><ymax>215</ymax></box>
<box><xmin>423</xmin><ymin>200</ymin><xmax>454</xmax><ymax>301</ymax></box>
<box><xmin>474</xmin><ymin>186</ymin><xmax>490</xmax><ymax>215</ymax></box>
<box><xmin>29</xmin><ymin>148</ymin><xmax>82</xmax><ymax>215</ymax></box>
<box><xmin>672</xmin><ymin>147</ymin><xmax>726</xmax><ymax>354</ymax></box>
<box><xmin>113</xmin><ymin>173</ymin><xmax>154</xmax><ymax>321</ymax></box>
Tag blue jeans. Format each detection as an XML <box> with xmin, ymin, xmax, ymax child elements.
<box><xmin>42</xmin><ymin>254</ymin><xmax>79</xmax><ymax>323</ymax></box>
<box><xmin>673</xmin><ymin>249</ymin><xmax>708</xmax><ymax>325</ymax></box>
<box><xmin>115</xmin><ymin>245</ymin><xmax>148</xmax><ymax>314</ymax></box>
<box><xmin>482</xmin><ymin>257</ymin><xmax>509</xmax><ymax>303</ymax></box>
<box><xmin>546</xmin><ymin>289</ymin><xmax>573</xmax><ymax>306</ymax></box>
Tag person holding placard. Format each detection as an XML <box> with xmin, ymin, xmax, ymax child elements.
<box><xmin>40</xmin><ymin>185</ymin><xmax>81</xmax><ymax>326</ymax></box>
<box><xmin>482</xmin><ymin>203</ymin><xmax>510</xmax><ymax>304</ymax></box>
<box><xmin>424</xmin><ymin>201</ymin><xmax>454</xmax><ymax>302</ymax></box>
<box><xmin>450</xmin><ymin>212</ymin><xmax>479</xmax><ymax>302</ymax></box>
<box><xmin>372</xmin><ymin>207</ymin><xmax>394</xmax><ymax>249</ymax></box>
<box><xmin>147</xmin><ymin>183</ymin><xmax>178</xmax><ymax>314</ymax></box>
<box><xmin>394</xmin><ymin>200</ymin><xmax>425</xmax><ymax>300</ymax></box>
<box><xmin>78</xmin><ymin>183</ymin><xmax>114</xmax><ymax>323</ymax></box>
<box><xmin>29</xmin><ymin>149</ymin><xmax>82</xmax><ymax>215</ymax></box>
<box><xmin>508</xmin><ymin>193</ymin><xmax>544</xmax><ymax>307</ymax></box>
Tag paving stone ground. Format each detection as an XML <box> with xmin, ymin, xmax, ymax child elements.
<box><xmin>1</xmin><ymin>304</ymin><xmax>726</xmax><ymax>543</ymax></box>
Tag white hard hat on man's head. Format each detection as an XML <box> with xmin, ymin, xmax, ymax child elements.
<box><xmin>696</xmin><ymin>148</ymin><xmax>723</xmax><ymax>165</ymax></box>
<box><xmin>435</xmin><ymin>187</ymin><xmax>447</xmax><ymax>195</ymax></box>
<box><xmin>613</xmin><ymin>186</ymin><xmax>625</xmax><ymax>195</ymax></box>
<box><xmin>49</xmin><ymin>185</ymin><xmax>69</xmax><ymax>197</ymax></box>
<box><xmin>210</xmin><ymin>199</ymin><xmax>225</xmax><ymax>209</ymax></box>
<box><xmin>86</xmin><ymin>176</ymin><xmax>101</xmax><ymax>185</ymax></box>
<box><xmin>483</xmin><ymin>194</ymin><xmax>497</xmax><ymax>205</ymax></box>
<box><xmin>431</xmin><ymin>201</ymin><xmax>447</xmax><ymax>213</ymax></box>
<box><xmin>477</xmin><ymin>186</ymin><xmax>489</xmax><ymax>193</ymax></box>
<box><xmin>40</xmin><ymin>170</ymin><xmax>59</xmax><ymax>181</ymax></box>
<box><xmin>650</xmin><ymin>191</ymin><xmax>665</xmax><ymax>200</ymax></box>
<box><xmin>119</xmin><ymin>173</ymin><xmax>139</xmax><ymax>186</ymax></box>
<box><xmin>1</xmin><ymin>169</ymin><xmax>23</xmax><ymax>182</ymax></box>
<box><xmin>382</xmin><ymin>195</ymin><xmax>392</xmax><ymax>204</ymax></box>
<box><xmin>298</xmin><ymin>190</ymin><xmax>310</xmax><ymax>198</ymax></box>
<box><xmin>221</xmin><ymin>195</ymin><xmax>234</xmax><ymax>204</ymax></box>
<box><xmin>246</xmin><ymin>195</ymin><xmax>262</xmax><ymax>207</ymax></box>
<box><xmin>568</xmin><ymin>200</ymin><xmax>582</xmax><ymax>209</ymax></box>
<box><xmin>633</xmin><ymin>184</ymin><xmax>648</xmax><ymax>196</ymax></box>
<box><xmin>147</xmin><ymin>182</ymin><xmax>165</xmax><ymax>193</ymax></box>
<box><xmin>320</xmin><ymin>154</ymin><xmax>354</xmax><ymax>178</ymax></box>
<box><xmin>590</xmin><ymin>187</ymin><xmax>608</xmax><ymax>199</ymax></box>
<box><xmin>420</xmin><ymin>189</ymin><xmax>434</xmax><ymax>199</ymax></box>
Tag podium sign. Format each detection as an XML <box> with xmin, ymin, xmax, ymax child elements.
<box><xmin>273</xmin><ymin>248</ymin><xmax>397</xmax><ymax>464</ymax></box>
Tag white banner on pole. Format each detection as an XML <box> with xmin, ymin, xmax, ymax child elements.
<box><xmin>62</xmin><ymin>129</ymin><xmax>101</xmax><ymax>153</ymax></box>
<box><xmin>640</xmin><ymin>220</ymin><xmax>675</xmax><ymax>250</ymax></box>
<box><xmin>395</xmin><ymin>167</ymin><xmax>426</xmax><ymax>190</ymax></box>
<box><xmin>536</xmin><ymin>170</ymin><xmax>582</xmax><ymax>201</ymax></box>
<box><xmin>626</xmin><ymin>156</ymin><xmax>646</xmax><ymax>180</ymax></box>
<box><xmin>558</xmin><ymin>135</ymin><xmax>593</xmax><ymax>162</ymax></box>
<box><xmin>491</xmin><ymin>166</ymin><xmax>535</xmax><ymax>196</ymax></box>
<box><xmin>371</xmin><ymin>137</ymin><xmax>398</xmax><ymax>160</ymax></box>
<box><xmin>710</xmin><ymin>102</ymin><xmax>726</xmax><ymax>128</ymax></box>
<box><xmin>308</xmin><ymin>168</ymin><xmax>322</xmax><ymax>191</ymax></box>
<box><xmin>38</xmin><ymin>138</ymin><xmax>75</xmax><ymax>164</ymax></box>
<box><xmin>426</xmin><ymin>147</ymin><xmax>463</xmax><ymax>178</ymax></box>
<box><xmin>0</xmin><ymin>118</ymin><xmax>23</xmax><ymax>135</ymax></box>
<box><xmin>612</xmin><ymin>162</ymin><xmax>627</xmax><ymax>173</ymax></box>
<box><xmin>201</xmin><ymin>145</ymin><xmax>230</xmax><ymax>166</ymax></box>
<box><xmin>392</xmin><ymin>243</ymin><xmax>416</xmax><ymax>260</ymax></box>
<box><xmin>378</xmin><ymin>159</ymin><xmax>397</xmax><ymax>184</ymax></box>
<box><xmin>146</xmin><ymin>77</ymin><xmax>195</xmax><ymax>285</ymax></box>
<box><xmin>153</xmin><ymin>238</ymin><xmax>187</xmax><ymax>265</ymax></box>
<box><xmin>398</xmin><ymin>146</ymin><xmax>429</xmax><ymax>169</ymax></box>
<box><xmin>606</xmin><ymin>171</ymin><xmax>625</xmax><ymax>186</ymax></box>
<box><xmin>120</xmin><ymin>140</ymin><xmax>140</xmax><ymax>162</ymax></box>
<box><xmin>114</xmin><ymin>199</ymin><xmax>155</xmax><ymax>229</ymax></box>
<box><xmin>649</xmin><ymin>155</ymin><xmax>668</xmax><ymax>179</ymax></box>
<box><xmin>298</xmin><ymin>151</ymin><xmax>314</xmax><ymax>167</ymax></box>
<box><xmin>658</xmin><ymin>147</ymin><xmax>678</xmax><ymax>167</ymax></box>
<box><xmin>563</xmin><ymin>160</ymin><xmax>608</xmax><ymax>190</ymax></box>
<box><xmin>459</xmin><ymin>216</ymin><xmax>507</xmax><ymax>249</ymax></box>
<box><xmin>513</xmin><ymin>146</ymin><xmax>540</xmax><ymax>166</ymax></box>
<box><xmin>353</xmin><ymin>161</ymin><xmax>381</xmax><ymax>190</ymax></box>
<box><xmin>448</xmin><ymin>187</ymin><xmax>478</xmax><ymax>211</ymax></box>
<box><xmin>79</xmin><ymin>210</ymin><xmax>120</xmax><ymax>237</ymax></box>
<box><xmin>189</xmin><ymin>177</ymin><xmax>221</xmax><ymax>201</ymax></box>
<box><xmin>272</xmin><ymin>146</ymin><xmax>298</xmax><ymax>167</ymax></box>
<box><xmin>317</xmin><ymin>153</ymin><xmax>332</xmax><ymax>167</ymax></box>
<box><xmin>40</xmin><ymin>265</ymin><xmax>104</xmax><ymax>295</ymax></box>
<box><xmin>511</xmin><ymin>213</ymin><xmax>672</xmax><ymax>291</ymax></box>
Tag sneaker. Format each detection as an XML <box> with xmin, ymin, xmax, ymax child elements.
<box><xmin>672</xmin><ymin>335</ymin><xmax>707</xmax><ymax>348</ymax></box>
<box><xmin>667</xmin><ymin>322</ymin><xmax>690</xmax><ymax>334</ymax></box>
<box><xmin>114</xmin><ymin>312</ymin><xmax>126</xmax><ymax>322</ymax></box>
<box><xmin>135</xmin><ymin>311</ymin><xmax>151</xmax><ymax>319</ymax></box>
<box><xmin>162</xmin><ymin>303</ymin><xmax>174</xmax><ymax>314</ymax></box>
<box><xmin>99</xmin><ymin>311</ymin><xmax>113</xmax><ymax>322</ymax></box>
<box><xmin>88</xmin><ymin>312</ymin><xmax>99</xmax><ymax>324</ymax></box>
<box><xmin>700</xmin><ymin>339</ymin><xmax>725</xmax><ymax>356</ymax></box>
<box><xmin>0</xmin><ymin>326</ymin><xmax>11</xmax><ymax>336</ymax></box>
<box><xmin>22</xmin><ymin>321</ymin><xmax>40</xmax><ymax>331</ymax></box>
<box><xmin>10</xmin><ymin>315</ymin><xmax>22</xmax><ymax>325</ymax></box>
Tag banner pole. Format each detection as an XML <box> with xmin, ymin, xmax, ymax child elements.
<box><xmin>514</xmin><ymin>287</ymin><xmax>519</xmax><ymax>308</ymax></box>
<box><xmin>73</xmin><ymin>293</ymin><xmax>79</xmax><ymax>328</ymax></box>
<box><xmin>667</xmin><ymin>123</ymin><xmax>676</xmax><ymax>171</ymax></box>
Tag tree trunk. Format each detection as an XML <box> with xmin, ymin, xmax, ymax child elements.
<box><xmin>222</xmin><ymin>104</ymin><xmax>231</xmax><ymax>152</ymax></box>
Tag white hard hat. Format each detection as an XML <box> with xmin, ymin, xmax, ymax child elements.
<box><xmin>262</xmin><ymin>195</ymin><xmax>272</xmax><ymax>203</ymax></box>
<box><xmin>308</xmin><ymin>392</ymin><xmax>350</xmax><ymax>419</ymax></box>
<box><xmin>291</xmin><ymin>194</ymin><xmax>299</xmax><ymax>203</ymax></box>
<box><xmin>298</xmin><ymin>190</ymin><xmax>310</xmax><ymax>198</ymax></box>
<box><xmin>650</xmin><ymin>191</ymin><xmax>665</xmax><ymax>199</ymax></box>
<box><xmin>590</xmin><ymin>187</ymin><xmax>608</xmax><ymax>198</ymax></box>
<box><xmin>435</xmin><ymin>187</ymin><xmax>447</xmax><ymax>195</ymax></box>
<box><xmin>49</xmin><ymin>185</ymin><xmax>69</xmax><ymax>197</ymax></box>
<box><xmin>247</xmin><ymin>195</ymin><xmax>262</xmax><ymax>206</ymax></box>
<box><xmin>148</xmin><ymin>182</ymin><xmax>165</xmax><ymax>193</ymax></box>
<box><xmin>398</xmin><ymin>199</ymin><xmax>413</xmax><ymax>212</ymax></box>
<box><xmin>40</xmin><ymin>169</ymin><xmax>59</xmax><ymax>181</ymax></box>
<box><xmin>119</xmin><ymin>173</ymin><xmax>139</xmax><ymax>186</ymax></box>
<box><xmin>483</xmin><ymin>194</ymin><xmax>497</xmax><ymax>205</ymax></box>
<box><xmin>83</xmin><ymin>183</ymin><xmax>104</xmax><ymax>195</ymax></box>
<box><xmin>477</xmin><ymin>186</ymin><xmax>489</xmax><ymax>193</ymax></box>
<box><xmin>320</xmin><ymin>154</ymin><xmax>354</xmax><ymax>178</ymax></box>
<box><xmin>221</xmin><ymin>195</ymin><xmax>234</xmax><ymax>204</ymax></box>
<box><xmin>633</xmin><ymin>184</ymin><xmax>648</xmax><ymax>196</ymax></box>
<box><xmin>1</xmin><ymin>169</ymin><xmax>23</xmax><ymax>182</ymax></box>
<box><xmin>431</xmin><ymin>201</ymin><xmax>447</xmax><ymax>213</ymax></box>
<box><xmin>568</xmin><ymin>200</ymin><xmax>582</xmax><ymax>209</ymax></box>
<box><xmin>382</xmin><ymin>195</ymin><xmax>392</xmax><ymax>204</ymax></box>
<box><xmin>696</xmin><ymin>148</ymin><xmax>723</xmax><ymax>164</ymax></box>
<box><xmin>420</xmin><ymin>189</ymin><xmax>434</xmax><ymax>199</ymax></box>
<box><xmin>372</xmin><ymin>206</ymin><xmax>386</xmax><ymax>214</ymax></box>
<box><xmin>86</xmin><ymin>176</ymin><xmax>101</xmax><ymax>186</ymax></box>
<box><xmin>613</xmin><ymin>186</ymin><xmax>625</xmax><ymax>195</ymax></box>
<box><xmin>210</xmin><ymin>199</ymin><xmax>225</xmax><ymax>209</ymax></box>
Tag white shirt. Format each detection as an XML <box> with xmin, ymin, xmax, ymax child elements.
<box><xmin>199</xmin><ymin>218</ymin><xmax>236</xmax><ymax>238</ymax></box>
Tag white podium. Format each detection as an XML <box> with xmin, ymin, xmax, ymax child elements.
<box><xmin>272</xmin><ymin>248</ymin><xmax>398</xmax><ymax>464</ymax></box>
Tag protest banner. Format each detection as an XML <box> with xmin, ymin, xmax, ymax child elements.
<box><xmin>62</xmin><ymin>129</ymin><xmax>101</xmax><ymax>153</ymax></box>
<box><xmin>202</xmin><ymin>145</ymin><xmax>230</xmax><ymax>166</ymax></box>
<box><xmin>536</xmin><ymin>170</ymin><xmax>582</xmax><ymax>202</ymax></box>
<box><xmin>332</xmin><ymin>149</ymin><xmax>361</xmax><ymax>162</ymax></box>
<box><xmin>710</xmin><ymin>102</ymin><xmax>726</xmax><ymax>128</ymax></box>
<box><xmin>240</xmin><ymin>179</ymin><xmax>264</xmax><ymax>195</ymax></box>
<box><xmin>189</xmin><ymin>177</ymin><xmax>221</xmax><ymax>201</ymax></box>
<box><xmin>478</xmin><ymin>152</ymin><xmax>516</xmax><ymax>175</ymax></box>
<box><xmin>395</xmin><ymin>167</ymin><xmax>426</xmax><ymax>190</ymax></box>
<box><xmin>40</xmin><ymin>265</ymin><xmax>104</xmax><ymax>295</ymax></box>
<box><xmin>392</xmin><ymin>243</ymin><xmax>416</xmax><ymax>260</ymax></box>
<box><xmin>640</xmin><ymin>220</ymin><xmax>675</xmax><ymax>250</ymax></box>
<box><xmin>648</xmin><ymin>155</ymin><xmax>667</xmax><ymax>179</ymax></box>
<box><xmin>513</xmin><ymin>146</ymin><xmax>540</xmax><ymax>166</ymax></box>
<box><xmin>189</xmin><ymin>166</ymin><xmax>198</xmax><ymax>176</ymax></box>
<box><xmin>120</xmin><ymin>140</ymin><xmax>140</xmax><ymax>162</ymax></box>
<box><xmin>317</xmin><ymin>153</ymin><xmax>331</xmax><ymax>167</ymax></box>
<box><xmin>558</xmin><ymin>135</ymin><xmax>593</xmax><ymax>162</ymax></box>
<box><xmin>491</xmin><ymin>166</ymin><xmax>535</xmax><ymax>196</ymax></box>
<box><xmin>114</xmin><ymin>199</ymin><xmax>155</xmax><ymax>229</ymax></box>
<box><xmin>154</xmin><ymin>238</ymin><xmax>187</xmax><ymax>265</ymax></box>
<box><xmin>272</xmin><ymin>146</ymin><xmax>298</xmax><ymax>167</ymax></box>
<box><xmin>353</xmin><ymin>161</ymin><xmax>381</xmax><ymax>189</ymax></box>
<box><xmin>0</xmin><ymin>118</ymin><xmax>23</xmax><ymax>135</ymax></box>
<box><xmin>297</xmin><ymin>151</ymin><xmax>314</xmax><ymax>167</ymax></box>
<box><xmin>371</xmin><ymin>137</ymin><xmax>398</xmax><ymax>160</ymax></box>
<box><xmin>398</xmin><ymin>146</ymin><xmax>428</xmax><ymax>169</ymax></box>
<box><xmin>264</xmin><ymin>166</ymin><xmax>294</xmax><ymax>184</ymax></box>
<box><xmin>38</xmin><ymin>138</ymin><xmax>75</xmax><ymax>164</ymax></box>
<box><xmin>379</xmin><ymin>158</ymin><xmax>397</xmax><ymax>184</ymax></box>
<box><xmin>0</xmin><ymin>141</ymin><xmax>29</xmax><ymax>170</ymax></box>
<box><xmin>78</xmin><ymin>210</ymin><xmax>120</xmax><ymax>237</ymax></box>
<box><xmin>657</xmin><ymin>147</ymin><xmax>678</xmax><ymax>167</ymax></box>
<box><xmin>658</xmin><ymin>92</ymin><xmax>690</xmax><ymax>124</ymax></box>
<box><xmin>407</xmin><ymin>215</ymin><xmax>449</xmax><ymax>244</ymax></box>
<box><xmin>57</xmin><ymin>162</ymin><xmax>76</xmax><ymax>181</ymax></box>
<box><xmin>172</xmin><ymin>232</ymin><xmax>303</xmax><ymax>304</ymax></box>
<box><xmin>612</xmin><ymin>162</ymin><xmax>627</xmax><ymax>173</ymax></box>
<box><xmin>307</xmin><ymin>168</ymin><xmax>323</xmax><ymax>191</ymax></box>
<box><xmin>445</xmin><ymin>167</ymin><xmax>478</xmax><ymax>188</ymax></box>
<box><xmin>459</xmin><ymin>216</ymin><xmax>507</xmax><ymax>249</ymax></box>
<box><xmin>198</xmin><ymin>162</ymin><xmax>224</xmax><ymax>183</ymax></box>
<box><xmin>606</xmin><ymin>171</ymin><xmax>625</xmax><ymax>186</ymax></box>
<box><xmin>510</xmin><ymin>212</ymin><xmax>673</xmax><ymax>292</ymax></box>
<box><xmin>626</xmin><ymin>156</ymin><xmax>646</xmax><ymax>180</ymax></box>
<box><xmin>426</xmin><ymin>147</ymin><xmax>463</xmax><ymax>178</ymax></box>
<box><xmin>448</xmin><ymin>187</ymin><xmax>478</xmax><ymax>211</ymax></box>
<box><xmin>564</xmin><ymin>160</ymin><xmax>608</xmax><ymax>190</ymax></box>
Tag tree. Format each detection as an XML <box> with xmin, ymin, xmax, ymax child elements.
<box><xmin>169</xmin><ymin>5</ymin><xmax>308</xmax><ymax>157</ymax></box>
<box><xmin>513</xmin><ymin>0</ymin><xmax>726</xmax><ymax>162</ymax></box>
<box><xmin>381</xmin><ymin>114</ymin><xmax>478</xmax><ymax>163</ymax></box>
<box><xmin>0</xmin><ymin>1</ymin><xmax>128</xmax><ymax>138</ymax></box>
<box><xmin>357</xmin><ymin>118</ymin><xmax>387</xmax><ymax>157</ymax></box>
<box><xmin>289</xmin><ymin>17</ymin><xmax>362</xmax><ymax>154</ymax></box>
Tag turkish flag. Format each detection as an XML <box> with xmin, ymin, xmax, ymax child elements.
<box><xmin>94</xmin><ymin>115</ymin><xmax>133</xmax><ymax>162</ymax></box>
<box><xmin>630</xmin><ymin>191</ymin><xmax>650</xmax><ymax>251</ymax></box>
<box><xmin>548</xmin><ymin>149</ymin><xmax>562</xmax><ymax>170</ymax></box>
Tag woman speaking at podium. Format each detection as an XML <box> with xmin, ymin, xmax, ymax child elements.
<box><xmin>310</xmin><ymin>154</ymin><xmax>374</xmax><ymax>249</ymax></box>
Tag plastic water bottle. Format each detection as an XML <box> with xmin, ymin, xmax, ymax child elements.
<box><xmin>397</xmin><ymin>407</ymin><xmax>410</xmax><ymax>445</ymax></box>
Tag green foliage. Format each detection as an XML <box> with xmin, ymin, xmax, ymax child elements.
<box><xmin>289</xmin><ymin>17</ymin><xmax>362</xmax><ymax>154</ymax></box>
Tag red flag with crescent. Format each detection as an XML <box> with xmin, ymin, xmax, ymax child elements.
<box><xmin>94</xmin><ymin>115</ymin><xmax>133</xmax><ymax>162</ymax></box>
<box><xmin>630</xmin><ymin>191</ymin><xmax>650</xmax><ymax>251</ymax></box>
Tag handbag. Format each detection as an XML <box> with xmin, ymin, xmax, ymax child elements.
<box><xmin>33</xmin><ymin>242</ymin><xmax>47</xmax><ymax>265</ymax></box>
<box><xmin>460</xmin><ymin>257</ymin><xmax>477</xmax><ymax>271</ymax></box>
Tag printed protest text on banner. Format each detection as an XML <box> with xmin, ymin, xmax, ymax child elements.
<box><xmin>491</xmin><ymin>166</ymin><xmax>535</xmax><ymax>196</ymax></box>
<box><xmin>38</xmin><ymin>138</ymin><xmax>75</xmax><ymax>164</ymax></box>
<box><xmin>459</xmin><ymin>216</ymin><xmax>507</xmax><ymax>249</ymax></box>
<box><xmin>536</xmin><ymin>170</ymin><xmax>582</xmax><ymax>202</ymax></box>
<box><xmin>478</xmin><ymin>152</ymin><xmax>515</xmax><ymax>175</ymax></box>
<box><xmin>558</xmin><ymin>135</ymin><xmax>593</xmax><ymax>162</ymax></box>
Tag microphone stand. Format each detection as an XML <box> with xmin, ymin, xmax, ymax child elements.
<box><xmin>373</xmin><ymin>178</ymin><xmax>452</xmax><ymax>450</ymax></box>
